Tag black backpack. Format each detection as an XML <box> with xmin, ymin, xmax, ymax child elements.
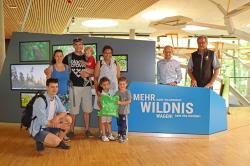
<box><xmin>20</xmin><ymin>91</ymin><xmax>48</xmax><ymax>130</ymax></box>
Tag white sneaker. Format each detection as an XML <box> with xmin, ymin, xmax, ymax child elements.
<box><xmin>101</xmin><ymin>135</ymin><xmax>109</xmax><ymax>142</ymax></box>
<box><xmin>108</xmin><ymin>134</ymin><xmax>115</xmax><ymax>141</ymax></box>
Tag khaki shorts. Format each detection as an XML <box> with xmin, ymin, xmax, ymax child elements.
<box><xmin>101</xmin><ymin>116</ymin><xmax>112</xmax><ymax>123</ymax></box>
<box><xmin>69</xmin><ymin>86</ymin><xmax>93</xmax><ymax>115</ymax></box>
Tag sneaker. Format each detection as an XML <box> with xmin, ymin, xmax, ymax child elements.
<box><xmin>66</xmin><ymin>131</ymin><xmax>75</xmax><ymax>139</ymax></box>
<box><xmin>101</xmin><ymin>135</ymin><xmax>109</xmax><ymax>142</ymax></box>
<box><xmin>63</xmin><ymin>136</ymin><xmax>71</xmax><ymax>143</ymax></box>
<box><xmin>118</xmin><ymin>136</ymin><xmax>124</xmax><ymax>143</ymax></box>
<box><xmin>36</xmin><ymin>141</ymin><xmax>44</xmax><ymax>152</ymax></box>
<box><xmin>108</xmin><ymin>134</ymin><xmax>115</xmax><ymax>141</ymax></box>
<box><xmin>57</xmin><ymin>141</ymin><xmax>70</xmax><ymax>150</ymax></box>
<box><xmin>116</xmin><ymin>135</ymin><xmax>121</xmax><ymax>140</ymax></box>
<box><xmin>96</xmin><ymin>132</ymin><xmax>102</xmax><ymax>139</ymax></box>
<box><xmin>122</xmin><ymin>135</ymin><xmax>128</xmax><ymax>142</ymax></box>
<box><xmin>85</xmin><ymin>130</ymin><xmax>94</xmax><ymax>138</ymax></box>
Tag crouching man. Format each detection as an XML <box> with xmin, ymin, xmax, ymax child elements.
<box><xmin>29</xmin><ymin>78</ymin><xmax>72</xmax><ymax>152</ymax></box>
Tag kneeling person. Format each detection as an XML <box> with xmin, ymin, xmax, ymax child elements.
<box><xmin>29</xmin><ymin>78</ymin><xmax>72</xmax><ymax>151</ymax></box>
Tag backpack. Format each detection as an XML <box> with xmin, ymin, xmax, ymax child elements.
<box><xmin>100</xmin><ymin>60</ymin><xmax>117</xmax><ymax>68</ymax></box>
<box><xmin>20</xmin><ymin>91</ymin><xmax>48</xmax><ymax>130</ymax></box>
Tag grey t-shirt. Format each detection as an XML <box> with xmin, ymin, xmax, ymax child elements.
<box><xmin>115</xmin><ymin>90</ymin><xmax>131</xmax><ymax>115</ymax></box>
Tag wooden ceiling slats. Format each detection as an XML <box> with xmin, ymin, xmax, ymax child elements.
<box><xmin>3</xmin><ymin>0</ymin><xmax>159</xmax><ymax>38</ymax></box>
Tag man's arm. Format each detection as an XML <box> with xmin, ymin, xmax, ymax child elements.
<box><xmin>205</xmin><ymin>68</ymin><xmax>220</xmax><ymax>88</ymax></box>
<box><xmin>82</xmin><ymin>60</ymin><xmax>91</xmax><ymax>66</ymax></box>
<box><xmin>47</xmin><ymin>112</ymin><xmax>67</xmax><ymax>128</ymax></box>
<box><xmin>204</xmin><ymin>52</ymin><xmax>221</xmax><ymax>88</ymax></box>
<box><xmin>94</xmin><ymin>61</ymin><xmax>101</xmax><ymax>96</ymax></box>
<box><xmin>187</xmin><ymin>58</ymin><xmax>197</xmax><ymax>87</ymax></box>
<box><xmin>175</xmin><ymin>62</ymin><xmax>182</xmax><ymax>84</ymax></box>
<box><xmin>62</xmin><ymin>55</ymin><xmax>69</xmax><ymax>65</ymax></box>
<box><xmin>80</xmin><ymin>58</ymin><xmax>94</xmax><ymax>78</ymax></box>
<box><xmin>32</xmin><ymin>98</ymin><xmax>48</xmax><ymax>129</ymax></box>
<box><xmin>80</xmin><ymin>70</ymin><xmax>92</xmax><ymax>78</ymax></box>
<box><xmin>54</xmin><ymin>112</ymin><xmax>67</xmax><ymax>120</ymax></box>
<box><xmin>116</xmin><ymin>63</ymin><xmax>121</xmax><ymax>81</ymax></box>
<box><xmin>188</xmin><ymin>69</ymin><xmax>197</xmax><ymax>87</ymax></box>
<box><xmin>48</xmin><ymin>98</ymin><xmax>67</xmax><ymax>128</ymax></box>
<box><xmin>157</xmin><ymin>61</ymin><xmax>160</xmax><ymax>83</ymax></box>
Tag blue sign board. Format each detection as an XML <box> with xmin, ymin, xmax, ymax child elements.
<box><xmin>113</xmin><ymin>82</ymin><xmax>227</xmax><ymax>135</ymax></box>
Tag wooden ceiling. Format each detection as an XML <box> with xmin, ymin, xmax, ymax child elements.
<box><xmin>3</xmin><ymin>0</ymin><xmax>159</xmax><ymax>38</ymax></box>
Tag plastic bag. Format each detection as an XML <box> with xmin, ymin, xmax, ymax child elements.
<box><xmin>98</xmin><ymin>95</ymin><xmax>119</xmax><ymax>117</ymax></box>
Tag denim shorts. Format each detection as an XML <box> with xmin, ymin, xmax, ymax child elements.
<box><xmin>33</xmin><ymin>128</ymin><xmax>60</xmax><ymax>142</ymax></box>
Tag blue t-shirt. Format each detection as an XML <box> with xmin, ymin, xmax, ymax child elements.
<box><xmin>52</xmin><ymin>65</ymin><xmax>69</xmax><ymax>95</ymax></box>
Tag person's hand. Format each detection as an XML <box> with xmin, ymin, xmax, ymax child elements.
<box><xmin>97</xmin><ymin>96</ymin><xmax>101</xmax><ymax>109</ymax></box>
<box><xmin>191</xmin><ymin>79</ymin><xmax>197</xmax><ymax>87</ymax></box>
<box><xmin>80</xmin><ymin>71</ymin><xmax>89</xmax><ymax>78</ymax></box>
<box><xmin>168</xmin><ymin>82</ymin><xmax>177</xmax><ymax>86</ymax></box>
<box><xmin>59</xmin><ymin>123</ymin><xmax>70</xmax><ymax>130</ymax></box>
<box><xmin>49</xmin><ymin>119</ymin><xmax>58</xmax><ymax>128</ymax></box>
<box><xmin>204</xmin><ymin>82</ymin><xmax>213</xmax><ymax>88</ymax></box>
<box><xmin>44</xmin><ymin>67</ymin><xmax>51</xmax><ymax>76</ymax></box>
<box><xmin>117</xmin><ymin>100</ymin><xmax>122</xmax><ymax>105</ymax></box>
<box><xmin>82</xmin><ymin>60</ymin><xmax>88</xmax><ymax>65</ymax></box>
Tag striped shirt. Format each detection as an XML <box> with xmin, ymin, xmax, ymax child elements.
<box><xmin>157</xmin><ymin>58</ymin><xmax>182</xmax><ymax>84</ymax></box>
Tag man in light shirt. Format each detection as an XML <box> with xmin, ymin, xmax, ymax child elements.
<box><xmin>29</xmin><ymin>78</ymin><xmax>72</xmax><ymax>152</ymax></box>
<box><xmin>157</xmin><ymin>45</ymin><xmax>182</xmax><ymax>86</ymax></box>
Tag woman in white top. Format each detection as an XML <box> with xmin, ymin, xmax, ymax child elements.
<box><xmin>94</xmin><ymin>45</ymin><xmax>120</xmax><ymax>107</ymax></box>
<box><xmin>94</xmin><ymin>45</ymin><xmax>120</xmax><ymax>136</ymax></box>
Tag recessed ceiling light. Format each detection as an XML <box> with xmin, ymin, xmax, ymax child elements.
<box><xmin>71</xmin><ymin>17</ymin><xmax>76</xmax><ymax>25</ymax></box>
<box><xmin>8</xmin><ymin>4</ymin><xmax>17</xmax><ymax>9</ymax></box>
<box><xmin>82</xmin><ymin>19</ymin><xmax>118</xmax><ymax>28</ymax></box>
<box><xmin>142</xmin><ymin>10</ymin><xmax>176</xmax><ymax>21</ymax></box>
<box><xmin>247</xmin><ymin>24</ymin><xmax>250</xmax><ymax>27</ymax></box>
<box><xmin>182</xmin><ymin>25</ymin><xmax>209</xmax><ymax>31</ymax></box>
<box><xmin>77</xmin><ymin>7</ymin><xmax>85</xmax><ymax>10</ymax></box>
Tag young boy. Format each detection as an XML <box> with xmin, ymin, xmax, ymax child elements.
<box><xmin>115</xmin><ymin>76</ymin><xmax>131</xmax><ymax>143</ymax></box>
